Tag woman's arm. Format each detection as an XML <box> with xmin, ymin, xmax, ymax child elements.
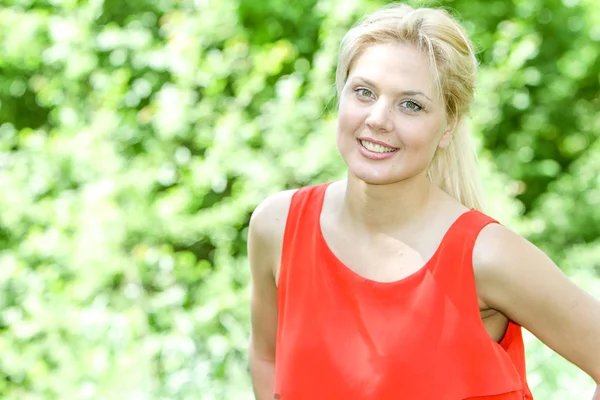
<box><xmin>247</xmin><ymin>191</ymin><xmax>295</xmax><ymax>400</ymax></box>
<box><xmin>473</xmin><ymin>224</ymin><xmax>600</xmax><ymax>397</ymax></box>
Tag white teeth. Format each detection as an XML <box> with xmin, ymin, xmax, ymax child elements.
<box><xmin>360</xmin><ymin>140</ymin><xmax>396</xmax><ymax>153</ymax></box>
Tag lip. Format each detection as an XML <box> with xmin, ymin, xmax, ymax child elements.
<box><xmin>356</xmin><ymin>138</ymin><xmax>399</xmax><ymax>160</ymax></box>
<box><xmin>357</xmin><ymin>137</ymin><xmax>399</xmax><ymax>150</ymax></box>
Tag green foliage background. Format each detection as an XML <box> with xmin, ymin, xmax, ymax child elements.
<box><xmin>0</xmin><ymin>0</ymin><xmax>599</xmax><ymax>398</ymax></box>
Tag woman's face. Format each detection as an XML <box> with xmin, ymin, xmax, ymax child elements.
<box><xmin>336</xmin><ymin>42</ymin><xmax>452</xmax><ymax>186</ymax></box>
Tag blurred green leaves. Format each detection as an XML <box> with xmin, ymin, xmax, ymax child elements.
<box><xmin>0</xmin><ymin>0</ymin><xmax>598</xmax><ymax>399</ymax></box>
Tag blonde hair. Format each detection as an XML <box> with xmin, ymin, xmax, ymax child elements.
<box><xmin>335</xmin><ymin>3</ymin><xmax>485</xmax><ymax>210</ymax></box>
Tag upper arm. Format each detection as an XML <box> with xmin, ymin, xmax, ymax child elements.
<box><xmin>247</xmin><ymin>189</ymin><xmax>296</xmax><ymax>362</ymax></box>
<box><xmin>473</xmin><ymin>223</ymin><xmax>600</xmax><ymax>384</ymax></box>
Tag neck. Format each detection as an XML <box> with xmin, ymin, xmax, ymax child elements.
<box><xmin>340</xmin><ymin>172</ymin><xmax>437</xmax><ymax>235</ymax></box>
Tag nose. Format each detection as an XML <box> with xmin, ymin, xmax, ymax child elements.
<box><xmin>365</xmin><ymin>100</ymin><xmax>393</xmax><ymax>133</ymax></box>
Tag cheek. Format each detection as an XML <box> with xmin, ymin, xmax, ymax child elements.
<box><xmin>337</xmin><ymin>100</ymin><xmax>363</xmax><ymax>133</ymax></box>
<box><xmin>336</xmin><ymin>109</ymin><xmax>361</xmax><ymax>153</ymax></box>
<box><xmin>405</xmin><ymin>120</ymin><xmax>445</xmax><ymax>146</ymax></box>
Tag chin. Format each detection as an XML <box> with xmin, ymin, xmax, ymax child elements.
<box><xmin>355</xmin><ymin>174</ymin><xmax>403</xmax><ymax>186</ymax></box>
<box><xmin>346</xmin><ymin>157</ymin><xmax>428</xmax><ymax>187</ymax></box>
<box><xmin>347</xmin><ymin>165</ymin><xmax>404</xmax><ymax>186</ymax></box>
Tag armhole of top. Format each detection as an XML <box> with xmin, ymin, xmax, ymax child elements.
<box><xmin>463</xmin><ymin>212</ymin><xmax>508</xmax><ymax>343</ymax></box>
<box><xmin>467</xmin><ymin>217</ymin><xmax>529</xmax><ymax>391</ymax></box>
<box><xmin>276</xmin><ymin>187</ymin><xmax>307</xmax><ymax>288</ymax></box>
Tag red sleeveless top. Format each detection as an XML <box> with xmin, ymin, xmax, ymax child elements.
<box><xmin>274</xmin><ymin>183</ymin><xmax>533</xmax><ymax>400</ymax></box>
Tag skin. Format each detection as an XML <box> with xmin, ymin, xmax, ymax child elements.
<box><xmin>248</xmin><ymin>42</ymin><xmax>600</xmax><ymax>399</ymax></box>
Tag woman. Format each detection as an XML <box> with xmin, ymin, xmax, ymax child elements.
<box><xmin>247</xmin><ymin>3</ymin><xmax>600</xmax><ymax>399</ymax></box>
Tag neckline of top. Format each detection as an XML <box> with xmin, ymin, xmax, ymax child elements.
<box><xmin>315</xmin><ymin>182</ymin><xmax>476</xmax><ymax>286</ymax></box>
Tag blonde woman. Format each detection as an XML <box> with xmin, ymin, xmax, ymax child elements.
<box><xmin>248</xmin><ymin>3</ymin><xmax>600</xmax><ymax>399</ymax></box>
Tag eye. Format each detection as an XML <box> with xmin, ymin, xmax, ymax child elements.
<box><xmin>354</xmin><ymin>87</ymin><xmax>375</xmax><ymax>99</ymax></box>
<box><xmin>401</xmin><ymin>100</ymin><xmax>423</xmax><ymax>112</ymax></box>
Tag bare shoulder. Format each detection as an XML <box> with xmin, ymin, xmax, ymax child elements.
<box><xmin>248</xmin><ymin>189</ymin><xmax>298</xmax><ymax>280</ymax></box>
<box><xmin>471</xmin><ymin>219</ymin><xmax>579</xmax><ymax>299</ymax></box>
<box><xmin>249</xmin><ymin>188</ymin><xmax>298</xmax><ymax>246</ymax></box>
<box><xmin>471</xmin><ymin>219</ymin><xmax>600</xmax><ymax>382</ymax></box>
<box><xmin>470</xmin><ymin>221</ymin><xmax>555</xmax><ymax>283</ymax></box>
<box><xmin>471</xmin><ymin>222</ymin><xmax>541</xmax><ymax>305</ymax></box>
<box><xmin>472</xmin><ymin>222</ymin><xmax>524</xmax><ymax>273</ymax></box>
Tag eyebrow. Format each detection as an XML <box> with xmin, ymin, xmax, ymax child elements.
<box><xmin>352</xmin><ymin>76</ymin><xmax>434</xmax><ymax>102</ymax></box>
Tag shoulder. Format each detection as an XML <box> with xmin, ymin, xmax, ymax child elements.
<box><xmin>248</xmin><ymin>189</ymin><xmax>299</xmax><ymax>279</ymax></box>
<box><xmin>472</xmin><ymin>221</ymin><xmax>526</xmax><ymax>280</ymax></box>
<box><xmin>249</xmin><ymin>188</ymin><xmax>299</xmax><ymax>250</ymax></box>
<box><xmin>472</xmin><ymin>221</ymin><xmax>533</xmax><ymax>278</ymax></box>
<box><xmin>471</xmin><ymin>219</ymin><xmax>556</xmax><ymax>309</ymax></box>
<box><xmin>471</xmin><ymin>215</ymin><xmax>600</xmax><ymax>383</ymax></box>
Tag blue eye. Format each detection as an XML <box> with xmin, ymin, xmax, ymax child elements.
<box><xmin>354</xmin><ymin>88</ymin><xmax>375</xmax><ymax>99</ymax></box>
<box><xmin>401</xmin><ymin>100</ymin><xmax>423</xmax><ymax>112</ymax></box>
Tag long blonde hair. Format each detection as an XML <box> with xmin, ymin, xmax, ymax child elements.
<box><xmin>335</xmin><ymin>3</ymin><xmax>485</xmax><ymax>210</ymax></box>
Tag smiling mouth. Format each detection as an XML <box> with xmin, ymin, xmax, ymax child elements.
<box><xmin>358</xmin><ymin>139</ymin><xmax>399</xmax><ymax>153</ymax></box>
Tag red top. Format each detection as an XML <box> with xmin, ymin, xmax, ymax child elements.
<box><xmin>274</xmin><ymin>183</ymin><xmax>533</xmax><ymax>400</ymax></box>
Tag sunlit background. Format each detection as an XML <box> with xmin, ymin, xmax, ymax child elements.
<box><xmin>0</xmin><ymin>0</ymin><xmax>599</xmax><ymax>398</ymax></box>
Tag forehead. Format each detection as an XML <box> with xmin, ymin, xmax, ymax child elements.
<box><xmin>348</xmin><ymin>42</ymin><xmax>439</xmax><ymax>98</ymax></box>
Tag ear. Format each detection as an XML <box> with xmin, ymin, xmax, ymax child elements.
<box><xmin>438</xmin><ymin>117</ymin><xmax>459</xmax><ymax>149</ymax></box>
